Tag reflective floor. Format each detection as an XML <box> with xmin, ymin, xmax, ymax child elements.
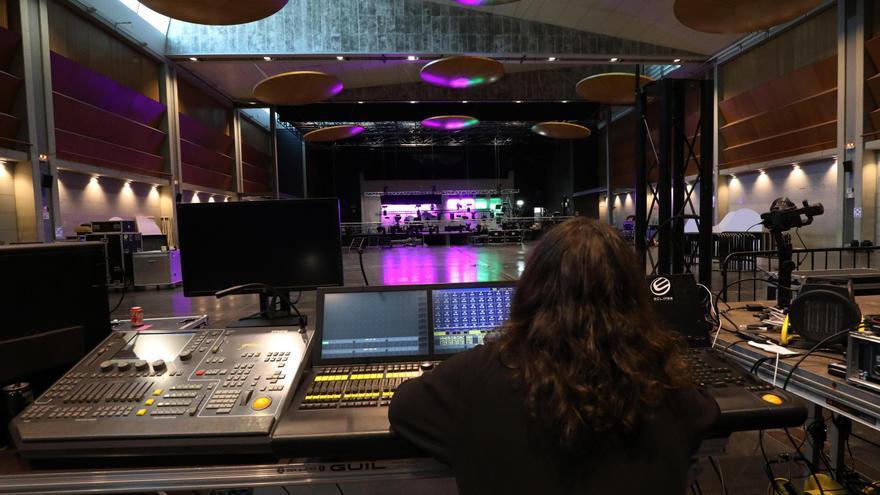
<box><xmin>109</xmin><ymin>244</ymin><xmax>880</xmax><ymax>495</ymax></box>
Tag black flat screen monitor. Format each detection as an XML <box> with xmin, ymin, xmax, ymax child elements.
<box><xmin>0</xmin><ymin>242</ymin><xmax>111</xmax><ymax>384</ymax></box>
<box><xmin>177</xmin><ymin>199</ymin><xmax>344</xmax><ymax>296</ymax></box>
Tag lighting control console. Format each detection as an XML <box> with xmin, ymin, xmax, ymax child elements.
<box><xmin>11</xmin><ymin>326</ymin><xmax>310</xmax><ymax>459</ymax></box>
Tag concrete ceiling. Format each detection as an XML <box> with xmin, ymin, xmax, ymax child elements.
<box><xmin>426</xmin><ymin>0</ymin><xmax>740</xmax><ymax>56</ymax></box>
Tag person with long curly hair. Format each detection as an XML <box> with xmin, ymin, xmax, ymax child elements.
<box><xmin>389</xmin><ymin>217</ymin><xmax>719</xmax><ymax>494</ymax></box>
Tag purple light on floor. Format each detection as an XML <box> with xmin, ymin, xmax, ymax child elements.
<box><xmin>454</xmin><ymin>0</ymin><xmax>485</xmax><ymax>5</ymax></box>
<box><xmin>381</xmin><ymin>247</ymin><xmax>486</xmax><ymax>285</ymax></box>
<box><xmin>346</xmin><ymin>125</ymin><xmax>365</xmax><ymax>137</ymax></box>
<box><xmin>329</xmin><ymin>82</ymin><xmax>344</xmax><ymax>96</ymax></box>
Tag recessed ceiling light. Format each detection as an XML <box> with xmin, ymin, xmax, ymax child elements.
<box><xmin>515</xmin><ymin>100</ymin><xmax>522</xmax><ymax>103</ymax></box>
<box><xmin>410</xmin><ymin>100</ymin><xmax>418</xmax><ymax>104</ymax></box>
<box><xmin>461</xmin><ymin>100</ymin><xmax>469</xmax><ymax>103</ymax></box>
<box><xmin>407</xmin><ymin>55</ymin><xmax>418</xmax><ymax>61</ymax></box>
<box><xmin>673</xmin><ymin>58</ymin><xmax>681</xmax><ymax>63</ymax></box>
<box><xmin>561</xmin><ymin>100</ymin><xmax>568</xmax><ymax>103</ymax></box>
<box><xmin>336</xmin><ymin>56</ymin><xmax>345</xmax><ymax>61</ymax></box>
<box><xmin>189</xmin><ymin>57</ymin><xmax>199</xmax><ymax>62</ymax></box>
<box><xmin>547</xmin><ymin>56</ymin><xmax>557</xmax><ymax>62</ymax></box>
<box><xmin>609</xmin><ymin>57</ymin><xmax>620</xmax><ymax>62</ymax></box>
<box><xmin>357</xmin><ymin>101</ymin><xmax>364</xmax><ymax>104</ymax></box>
<box><xmin>263</xmin><ymin>56</ymin><xmax>272</xmax><ymax>61</ymax></box>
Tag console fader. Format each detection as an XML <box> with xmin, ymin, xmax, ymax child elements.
<box><xmin>11</xmin><ymin>327</ymin><xmax>310</xmax><ymax>459</ymax></box>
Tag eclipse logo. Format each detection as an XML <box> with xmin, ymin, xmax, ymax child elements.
<box><xmin>650</xmin><ymin>277</ymin><xmax>672</xmax><ymax>297</ymax></box>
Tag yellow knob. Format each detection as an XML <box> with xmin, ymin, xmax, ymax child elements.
<box><xmin>136</xmin><ymin>409</ymin><xmax>147</xmax><ymax>416</ymax></box>
<box><xmin>761</xmin><ymin>393</ymin><xmax>783</xmax><ymax>405</ymax></box>
<box><xmin>252</xmin><ymin>396</ymin><xmax>272</xmax><ymax>410</ymax></box>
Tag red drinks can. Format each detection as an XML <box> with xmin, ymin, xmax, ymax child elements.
<box><xmin>130</xmin><ymin>307</ymin><xmax>144</xmax><ymax>327</ymax></box>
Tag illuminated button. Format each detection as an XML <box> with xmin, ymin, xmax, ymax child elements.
<box><xmin>251</xmin><ymin>397</ymin><xmax>272</xmax><ymax>410</ymax></box>
<box><xmin>145</xmin><ymin>399</ymin><xmax>155</xmax><ymax>406</ymax></box>
<box><xmin>136</xmin><ymin>409</ymin><xmax>147</xmax><ymax>416</ymax></box>
<box><xmin>152</xmin><ymin>389</ymin><xmax>163</xmax><ymax>396</ymax></box>
<box><xmin>195</xmin><ymin>370</ymin><xmax>205</xmax><ymax>376</ymax></box>
<box><xmin>761</xmin><ymin>394</ymin><xmax>783</xmax><ymax>405</ymax></box>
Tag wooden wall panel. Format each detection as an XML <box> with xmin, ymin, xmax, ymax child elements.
<box><xmin>866</xmin><ymin>35</ymin><xmax>880</xmax><ymax>137</ymax></box>
<box><xmin>47</xmin><ymin>0</ymin><xmax>159</xmax><ymax>100</ymax></box>
<box><xmin>720</xmin><ymin>7</ymin><xmax>836</xmax><ymax>101</ymax></box>
<box><xmin>177</xmin><ymin>77</ymin><xmax>231</xmax><ymax>135</ymax></box>
<box><xmin>240</xmin><ymin>117</ymin><xmax>271</xmax><ymax>154</ymax></box>
<box><xmin>719</xmin><ymin>55</ymin><xmax>836</xmax><ymax>168</ymax></box>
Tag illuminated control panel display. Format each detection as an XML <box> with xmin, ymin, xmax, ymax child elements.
<box><xmin>432</xmin><ymin>286</ymin><xmax>514</xmax><ymax>353</ymax></box>
<box><xmin>321</xmin><ymin>291</ymin><xmax>429</xmax><ymax>359</ymax></box>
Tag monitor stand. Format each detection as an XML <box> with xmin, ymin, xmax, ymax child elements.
<box><xmin>227</xmin><ymin>291</ymin><xmax>308</xmax><ymax>329</ymax></box>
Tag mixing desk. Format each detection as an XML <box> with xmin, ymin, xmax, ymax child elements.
<box><xmin>11</xmin><ymin>326</ymin><xmax>311</xmax><ymax>459</ymax></box>
<box><xmin>273</xmin><ymin>281</ymin><xmax>808</xmax><ymax>456</ymax></box>
<box><xmin>299</xmin><ymin>363</ymin><xmax>428</xmax><ymax>410</ymax></box>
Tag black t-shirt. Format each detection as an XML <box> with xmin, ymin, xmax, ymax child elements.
<box><xmin>389</xmin><ymin>344</ymin><xmax>720</xmax><ymax>495</ymax></box>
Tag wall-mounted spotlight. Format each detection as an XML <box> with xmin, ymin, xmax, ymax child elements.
<box><xmin>263</xmin><ymin>56</ymin><xmax>272</xmax><ymax>61</ymax></box>
<box><xmin>336</xmin><ymin>56</ymin><xmax>345</xmax><ymax>61</ymax></box>
<box><xmin>407</xmin><ymin>55</ymin><xmax>419</xmax><ymax>61</ymax></box>
<box><xmin>609</xmin><ymin>57</ymin><xmax>620</xmax><ymax>62</ymax></box>
<box><xmin>189</xmin><ymin>57</ymin><xmax>198</xmax><ymax>62</ymax></box>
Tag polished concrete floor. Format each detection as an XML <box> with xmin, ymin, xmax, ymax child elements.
<box><xmin>110</xmin><ymin>244</ymin><xmax>880</xmax><ymax>494</ymax></box>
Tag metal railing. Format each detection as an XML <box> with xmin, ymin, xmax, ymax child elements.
<box><xmin>719</xmin><ymin>246</ymin><xmax>880</xmax><ymax>302</ymax></box>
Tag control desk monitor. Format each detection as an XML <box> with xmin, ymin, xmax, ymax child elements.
<box><xmin>315</xmin><ymin>281</ymin><xmax>516</xmax><ymax>364</ymax></box>
<box><xmin>177</xmin><ymin>199</ymin><xmax>344</xmax><ymax>296</ymax></box>
<box><xmin>0</xmin><ymin>242</ymin><xmax>111</xmax><ymax>384</ymax></box>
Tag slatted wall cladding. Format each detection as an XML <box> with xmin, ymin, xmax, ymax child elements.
<box><xmin>718</xmin><ymin>56</ymin><xmax>837</xmax><ymax>169</ymax></box>
<box><xmin>865</xmin><ymin>35</ymin><xmax>880</xmax><ymax>138</ymax></box>
<box><xmin>178</xmin><ymin>113</ymin><xmax>234</xmax><ymax>192</ymax></box>
<box><xmin>50</xmin><ymin>52</ymin><xmax>167</xmax><ymax>177</ymax></box>
<box><xmin>241</xmin><ymin>143</ymin><xmax>272</xmax><ymax>193</ymax></box>
<box><xmin>0</xmin><ymin>26</ymin><xmax>22</xmax><ymax>150</ymax></box>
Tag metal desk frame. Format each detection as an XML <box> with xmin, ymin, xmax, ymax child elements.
<box><xmin>717</xmin><ymin>329</ymin><xmax>880</xmax><ymax>478</ymax></box>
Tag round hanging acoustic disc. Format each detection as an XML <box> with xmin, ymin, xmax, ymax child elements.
<box><xmin>140</xmin><ymin>0</ymin><xmax>289</xmax><ymax>25</ymax></box>
<box><xmin>674</xmin><ymin>0</ymin><xmax>822</xmax><ymax>34</ymax></box>
<box><xmin>575</xmin><ymin>73</ymin><xmax>654</xmax><ymax>106</ymax></box>
<box><xmin>421</xmin><ymin>115</ymin><xmax>480</xmax><ymax>130</ymax></box>
<box><xmin>531</xmin><ymin>122</ymin><xmax>591</xmax><ymax>139</ymax></box>
<box><xmin>303</xmin><ymin>125</ymin><xmax>365</xmax><ymax>142</ymax></box>
<box><xmin>420</xmin><ymin>56</ymin><xmax>504</xmax><ymax>89</ymax></box>
<box><xmin>450</xmin><ymin>0</ymin><xmax>521</xmax><ymax>5</ymax></box>
<box><xmin>253</xmin><ymin>71</ymin><xmax>343</xmax><ymax>106</ymax></box>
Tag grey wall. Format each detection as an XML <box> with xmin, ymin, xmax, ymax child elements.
<box><xmin>57</xmin><ymin>170</ymin><xmax>163</xmax><ymax>237</ymax></box>
<box><xmin>726</xmin><ymin>159</ymin><xmax>839</xmax><ymax>247</ymax></box>
<box><xmin>166</xmin><ymin>0</ymin><xmax>687</xmax><ymax>57</ymax></box>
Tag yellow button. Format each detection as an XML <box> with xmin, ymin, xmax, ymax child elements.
<box><xmin>252</xmin><ymin>397</ymin><xmax>272</xmax><ymax>410</ymax></box>
<box><xmin>136</xmin><ymin>409</ymin><xmax>147</xmax><ymax>416</ymax></box>
<box><xmin>152</xmin><ymin>389</ymin><xmax>163</xmax><ymax>396</ymax></box>
<box><xmin>145</xmin><ymin>399</ymin><xmax>155</xmax><ymax>406</ymax></box>
<box><xmin>762</xmin><ymin>394</ymin><xmax>783</xmax><ymax>405</ymax></box>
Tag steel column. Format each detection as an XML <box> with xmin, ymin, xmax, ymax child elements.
<box><xmin>657</xmin><ymin>79</ymin><xmax>673</xmax><ymax>274</ymax></box>
<box><xmin>671</xmin><ymin>80</ymin><xmax>686</xmax><ymax>274</ymax></box>
<box><xmin>269</xmin><ymin>107</ymin><xmax>280</xmax><ymax>198</ymax></box>
<box><xmin>634</xmin><ymin>65</ymin><xmax>647</xmax><ymax>268</ymax></box>
<box><xmin>699</xmin><ymin>78</ymin><xmax>715</xmax><ymax>287</ymax></box>
<box><xmin>605</xmin><ymin>107</ymin><xmax>613</xmax><ymax>224</ymax></box>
